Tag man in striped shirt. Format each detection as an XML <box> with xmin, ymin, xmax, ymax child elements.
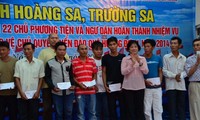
<box><xmin>72</xmin><ymin>44</ymin><xmax>97</xmax><ymax>120</ymax></box>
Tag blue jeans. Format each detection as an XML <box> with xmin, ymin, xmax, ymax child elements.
<box><xmin>96</xmin><ymin>92</ymin><xmax>109</xmax><ymax>120</ymax></box>
<box><xmin>52</xmin><ymin>93</ymin><xmax>74</xmax><ymax>120</ymax></box>
<box><xmin>76</xmin><ymin>94</ymin><xmax>96</xmax><ymax>120</ymax></box>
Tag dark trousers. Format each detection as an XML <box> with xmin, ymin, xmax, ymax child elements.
<box><xmin>0</xmin><ymin>95</ymin><xmax>17</xmax><ymax>120</ymax></box>
<box><xmin>107</xmin><ymin>91</ymin><xmax>126</xmax><ymax>120</ymax></box>
<box><xmin>18</xmin><ymin>99</ymin><xmax>39</xmax><ymax>120</ymax></box>
<box><xmin>166</xmin><ymin>90</ymin><xmax>186</xmax><ymax>120</ymax></box>
<box><xmin>96</xmin><ymin>92</ymin><xmax>109</xmax><ymax>120</ymax></box>
<box><xmin>123</xmin><ymin>89</ymin><xmax>145</xmax><ymax>120</ymax></box>
<box><xmin>42</xmin><ymin>88</ymin><xmax>52</xmax><ymax>120</ymax></box>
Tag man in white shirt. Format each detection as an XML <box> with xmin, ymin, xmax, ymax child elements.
<box><xmin>14</xmin><ymin>42</ymin><xmax>44</xmax><ymax>120</ymax></box>
<box><xmin>185</xmin><ymin>38</ymin><xmax>200</xmax><ymax>120</ymax></box>
<box><xmin>91</xmin><ymin>41</ymin><xmax>109</xmax><ymax>120</ymax></box>
<box><xmin>163</xmin><ymin>37</ymin><xmax>187</xmax><ymax>120</ymax></box>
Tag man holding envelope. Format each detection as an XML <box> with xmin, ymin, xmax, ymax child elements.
<box><xmin>143</xmin><ymin>39</ymin><xmax>163</xmax><ymax>120</ymax></box>
<box><xmin>185</xmin><ymin>38</ymin><xmax>200</xmax><ymax>120</ymax></box>
<box><xmin>14</xmin><ymin>42</ymin><xmax>44</xmax><ymax>120</ymax></box>
<box><xmin>72</xmin><ymin>44</ymin><xmax>97</xmax><ymax>120</ymax></box>
<box><xmin>0</xmin><ymin>41</ymin><xmax>18</xmax><ymax>120</ymax></box>
<box><xmin>45</xmin><ymin>42</ymin><xmax>75</xmax><ymax>120</ymax></box>
<box><xmin>163</xmin><ymin>37</ymin><xmax>187</xmax><ymax>120</ymax></box>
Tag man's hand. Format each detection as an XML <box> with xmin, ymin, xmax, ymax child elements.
<box><xmin>69</xmin><ymin>85</ymin><xmax>75</xmax><ymax>91</ymax></box>
<box><xmin>196</xmin><ymin>54</ymin><xmax>200</xmax><ymax>66</ymax></box>
<box><xmin>94</xmin><ymin>85</ymin><xmax>98</xmax><ymax>92</ymax></box>
<box><xmin>175</xmin><ymin>73</ymin><xmax>181</xmax><ymax>82</ymax></box>
<box><xmin>33</xmin><ymin>91</ymin><xmax>40</xmax><ymax>99</ymax></box>
<box><xmin>53</xmin><ymin>87</ymin><xmax>61</xmax><ymax>92</ymax></box>
<box><xmin>145</xmin><ymin>80</ymin><xmax>153</xmax><ymax>86</ymax></box>
<box><xmin>20</xmin><ymin>92</ymin><xmax>28</xmax><ymax>100</ymax></box>
<box><xmin>104</xmin><ymin>85</ymin><xmax>111</xmax><ymax>93</ymax></box>
<box><xmin>79</xmin><ymin>83</ymin><xmax>87</xmax><ymax>90</ymax></box>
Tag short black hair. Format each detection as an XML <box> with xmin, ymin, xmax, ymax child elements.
<box><xmin>91</xmin><ymin>41</ymin><xmax>103</xmax><ymax>50</ymax></box>
<box><xmin>171</xmin><ymin>36</ymin><xmax>182</xmax><ymax>45</ymax></box>
<box><xmin>193</xmin><ymin>38</ymin><xmax>200</xmax><ymax>44</ymax></box>
<box><xmin>107</xmin><ymin>36</ymin><xmax>117</xmax><ymax>45</ymax></box>
<box><xmin>55</xmin><ymin>41</ymin><xmax>66</xmax><ymax>50</ymax></box>
<box><xmin>144</xmin><ymin>39</ymin><xmax>156</xmax><ymax>47</ymax></box>
<box><xmin>23</xmin><ymin>42</ymin><xmax>35</xmax><ymax>50</ymax></box>
<box><xmin>126</xmin><ymin>40</ymin><xmax>141</xmax><ymax>52</ymax></box>
<box><xmin>0</xmin><ymin>41</ymin><xmax>10</xmax><ymax>49</ymax></box>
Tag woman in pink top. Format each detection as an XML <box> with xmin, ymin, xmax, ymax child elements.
<box><xmin>121</xmin><ymin>40</ymin><xmax>149</xmax><ymax>120</ymax></box>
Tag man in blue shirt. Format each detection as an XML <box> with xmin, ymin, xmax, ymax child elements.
<box><xmin>143</xmin><ymin>39</ymin><xmax>163</xmax><ymax>120</ymax></box>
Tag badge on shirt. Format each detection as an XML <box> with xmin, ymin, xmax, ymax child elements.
<box><xmin>66</xmin><ymin>66</ymin><xmax>70</xmax><ymax>71</ymax></box>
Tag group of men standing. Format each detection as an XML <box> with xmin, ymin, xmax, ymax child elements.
<box><xmin>0</xmin><ymin>33</ymin><xmax>200</xmax><ymax>120</ymax></box>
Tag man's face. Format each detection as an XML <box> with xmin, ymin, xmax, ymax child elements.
<box><xmin>23</xmin><ymin>45</ymin><xmax>34</xmax><ymax>58</ymax></box>
<box><xmin>170</xmin><ymin>39</ymin><xmax>180</xmax><ymax>52</ymax></box>
<box><xmin>78</xmin><ymin>44</ymin><xmax>88</xmax><ymax>57</ymax></box>
<box><xmin>108</xmin><ymin>41</ymin><xmax>118</xmax><ymax>53</ymax></box>
<box><xmin>193</xmin><ymin>41</ymin><xmax>200</xmax><ymax>52</ymax></box>
<box><xmin>55</xmin><ymin>45</ymin><xmax>66</xmax><ymax>58</ymax></box>
<box><xmin>0</xmin><ymin>46</ymin><xmax>9</xmax><ymax>58</ymax></box>
<box><xmin>144</xmin><ymin>43</ymin><xmax>154</xmax><ymax>55</ymax></box>
<box><xmin>49</xmin><ymin>34</ymin><xmax>59</xmax><ymax>47</ymax></box>
<box><xmin>92</xmin><ymin>47</ymin><xmax>103</xmax><ymax>59</ymax></box>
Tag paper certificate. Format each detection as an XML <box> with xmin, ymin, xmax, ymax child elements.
<box><xmin>146</xmin><ymin>77</ymin><xmax>160</xmax><ymax>85</ymax></box>
<box><xmin>25</xmin><ymin>90</ymin><xmax>36</xmax><ymax>99</ymax></box>
<box><xmin>109</xmin><ymin>83</ymin><xmax>121</xmax><ymax>92</ymax></box>
<box><xmin>0</xmin><ymin>82</ymin><xmax>15</xmax><ymax>90</ymax></box>
<box><xmin>57</xmin><ymin>82</ymin><xmax>71</xmax><ymax>90</ymax></box>
<box><xmin>82</xmin><ymin>80</ymin><xmax>96</xmax><ymax>87</ymax></box>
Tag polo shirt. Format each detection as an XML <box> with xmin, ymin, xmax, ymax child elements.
<box><xmin>72</xmin><ymin>57</ymin><xmax>97</xmax><ymax>95</ymax></box>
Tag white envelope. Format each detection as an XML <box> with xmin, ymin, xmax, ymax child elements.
<box><xmin>0</xmin><ymin>82</ymin><xmax>15</xmax><ymax>90</ymax></box>
<box><xmin>197</xmin><ymin>51</ymin><xmax>200</xmax><ymax>55</ymax></box>
<box><xmin>146</xmin><ymin>77</ymin><xmax>160</xmax><ymax>85</ymax></box>
<box><xmin>82</xmin><ymin>80</ymin><xmax>96</xmax><ymax>87</ymax></box>
<box><xmin>109</xmin><ymin>83</ymin><xmax>121</xmax><ymax>92</ymax></box>
<box><xmin>57</xmin><ymin>82</ymin><xmax>71</xmax><ymax>90</ymax></box>
<box><xmin>25</xmin><ymin>90</ymin><xmax>36</xmax><ymax>99</ymax></box>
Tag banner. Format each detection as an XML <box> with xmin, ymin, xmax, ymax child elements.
<box><xmin>0</xmin><ymin>0</ymin><xmax>195</xmax><ymax>59</ymax></box>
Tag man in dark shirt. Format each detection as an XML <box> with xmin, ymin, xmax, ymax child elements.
<box><xmin>0</xmin><ymin>41</ymin><xmax>18</xmax><ymax>120</ymax></box>
<box><xmin>102</xmin><ymin>36</ymin><xmax>126</xmax><ymax>120</ymax></box>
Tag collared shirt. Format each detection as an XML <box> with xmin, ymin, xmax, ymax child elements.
<box><xmin>45</xmin><ymin>57</ymin><xmax>74</xmax><ymax>96</ymax></box>
<box><xmin>121</xmin><ymin>55</ymin><xmax>149</xmax><ymax>90</ymax></box>
<box><xmin>14</xmin><ymin>57</ymin><xmax>45</xmax><ymax>98</ymax></box>
<box><xmin>38</xmin><ymin>47</ymin><xmax>69</xmax><ymax>88</ymax></box>
<box><xmin>72</xmin><ymin>57</ymin><xmax>97</xmax><ymax>95</ymax></box>
<box><xmin>163</xmin><ymin>53</ymin><xmax>187</xmax><ymax>91</ymax></box>
<box><xmin>185</xmin><ymin>54</ymin><xmax>200</xmax><ymax>81</ymax></box>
